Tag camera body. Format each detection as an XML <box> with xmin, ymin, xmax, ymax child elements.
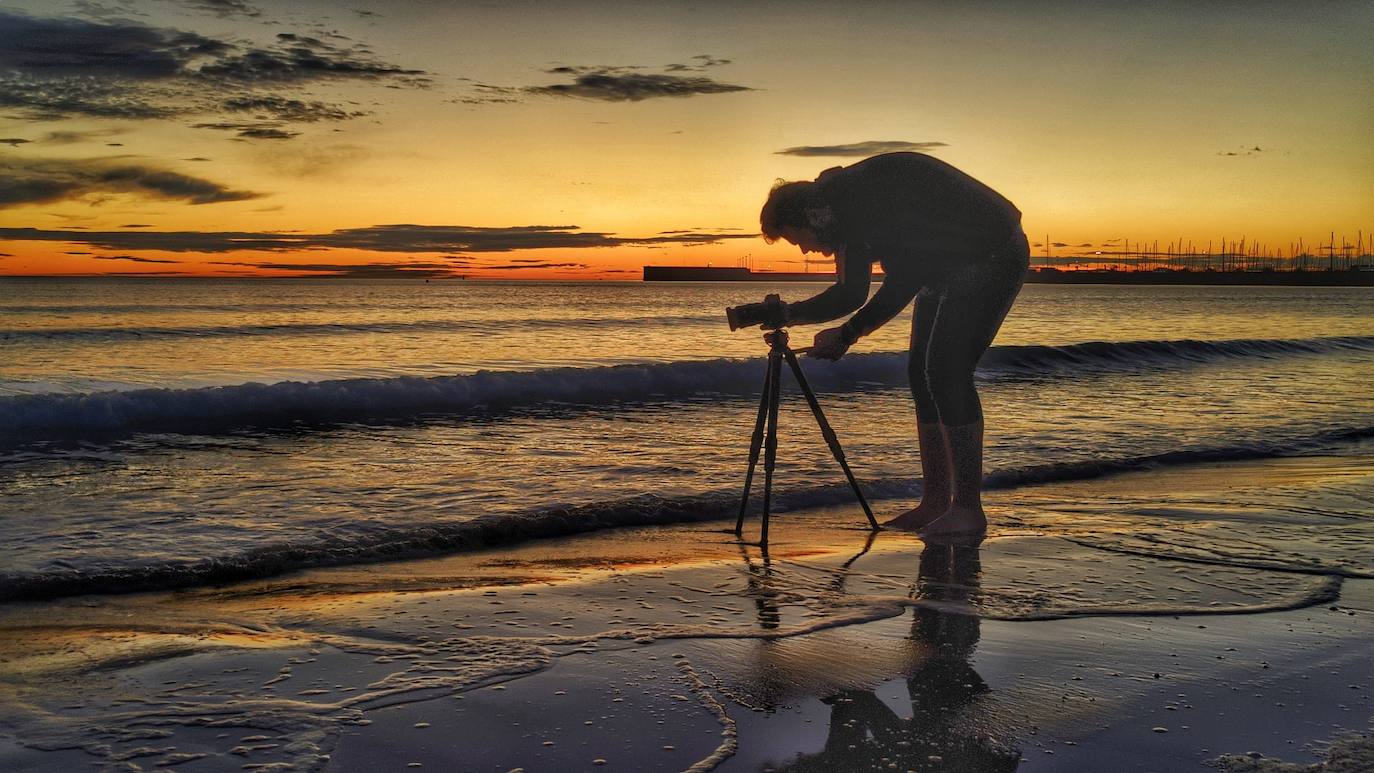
<box><xmin>726</xmin><ymin>293</ymin><xmax>787</xmax><ymax>331</ymax></box>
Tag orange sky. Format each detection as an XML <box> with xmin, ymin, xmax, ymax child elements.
<box><xmin>1</xmin><ymin>1</ymin><xmax>1371</xmax><ymax>278</ymax></box>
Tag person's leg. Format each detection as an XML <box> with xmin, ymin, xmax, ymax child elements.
<box><xmin>920</xmin><ymin>236</ymin><xmax>1028</xmax><ymax>541</ymax></box>
<box><xmin>884</xmin><ymin>290</ymin><xmax>953</xmax><ymax>530</ymax></box>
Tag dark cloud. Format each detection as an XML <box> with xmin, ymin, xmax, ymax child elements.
<box><xmin>71</xmin><ymin>0</ymin><xmax>146</xmax><ymax>21</ymax></box>
<box><xmin>43</xmin><ymin>129</ymin><xmax>124</xmax><ymax>144</ymax></box>
<box><xmin>121</xmin><ymin>223</ymin><xmax>153</xmax><ymax>227</ymax></box>
<box><xmin>478</xmin><ymin>262</ymin><xmax>589</xmax><ymax>270</ymax></box>
<box><xmin>528</xmin><ymin>70</ymin><xmax>750</xmax><ymax>102</ymax></box>
<box><xmin>191</xmin><ymin>122</ymin><xmax>300</xmax><ymax>140</ymax></box>
<box><xmin>167</xmin><ymin>0</ymin><xmax>263</xmax><ymax>19</ymax></box>
<box><xmin>236</xmin><ymin>127</ymin><xmax>299</xmax><ymax>140</ymax></box>
<box><xmin>0</xmin><ymin>224</ymin><xmax>754</xmax><ymax>253</ymax></box>
<box><xmin>184</xmin><ymin>157</ymin><xmax>212</xmax><ymax>161</ymax></box>
<box><xmin>775</xmin><ymin>141</ymin><xmax>949</xmax><ymax>157</ymax></box>
<box><xmin>0</xmin><ymin>10</ymin><xmax>229</xmax><ymax>78</ymax></box>
<box><xmin>0</xmin><ymin>76</ymin><xmax>181</xmax><ymax>119</ymax></box>
<box><xmin>0</xmin><ymin>157</ymin><xmax>262</xmax><ymax>208</ymax></box>
<box><xmin>1218</xmin><ymin>145</ymin><xmax>1266</xmax><ymax>157</ymax></box>
<box><xmin>665</xmin><ymin>54</ymin><xmax>731</xmax><ymax>72</ymax></box>
<box><xmin>1078</xmin><ymin>242</ymin><xmax>1092</xmax><ymax>247</ymax></box>
<box><xmin>450</xmin><ymin>82</ymin><xmax>522</xmax><ymax>106</ymax></box>
<box><xmin>0</xmin><ymin>138</ymin><xmax>29</xmax><ymax>147</ymax></box>
<box><xmin>221</xmin><ymin>95</ymin><xmax>367</xmax><ymax>122</ymax></box>
<box><xmin>208</xmin><ymin>259</ymin><xmax>463</xmax><ymax>278</ymax></box>
<box><xmin>196</xmin><ymin>33</ymin><xmax>430</xmax><ymax>86</ymax></box>
<box><xmin>0</xmin><ymin>10</ymin><xmax>426</xmax><ymax>122</ymax></box>
<box><xmin>354</xmin><ymin>10</ymin><xmax>382</xmax><ymax>19</ymax></box>
<box><xmin>1051</xmin><ymin>242</ymin><xmax>1069</xmax><ymax>248</ymax></box>
<box><xmin>91</xmin><ymin>254</ymin><xmax>180</xmax><ymax>263</ymax></box>
<box><xmin>456</xmin><ymin>59</ymin><xmax>747</xmax><ymax>105</ymax></box>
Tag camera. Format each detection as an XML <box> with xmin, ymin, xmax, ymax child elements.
<box><xmin>726</xmin><ymin>293</ymin><xmax>788</xmax><ymax>331</ymax></box>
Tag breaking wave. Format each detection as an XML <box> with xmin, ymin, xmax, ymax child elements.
<box><xmin>1</xmin><ymin>424</ymin><xmax>1367</xmax><ymax>601</ymax></box>
<box><xmin>2</xmin><ymin>336</ymin><xmax>1370</xmax><ymax>441</ymax></box>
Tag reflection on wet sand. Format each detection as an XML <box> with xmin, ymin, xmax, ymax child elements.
<box><xmin>737</xmin><ymin>540</ymin><xmax>1021</xmax><ymax>771</ymax></box>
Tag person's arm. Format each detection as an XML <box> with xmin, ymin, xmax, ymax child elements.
<box><xmin>838</xmin><ymin>272</ymin><xmax>922</xmax><ymax>345</ymax></box>
<box><xmin>783</xmin><ymin>252</ymin><xmax>872</xmax><ymax>325</ymax></box>
<box><xmin>808</xmin><ymin>271</ymin><xmax>921</xmax><ymax>360</ymax></box>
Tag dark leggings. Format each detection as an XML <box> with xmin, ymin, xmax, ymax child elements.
<box><xmin>907</xmin><ymin>232</ymin><xmax>1029</xmax><ymax>425</ymax></box>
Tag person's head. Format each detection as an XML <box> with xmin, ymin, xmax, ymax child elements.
<box><xmin>760</xmin><ymin>179</ymin><xmax>837</xmax><ymax>257</ymax></box>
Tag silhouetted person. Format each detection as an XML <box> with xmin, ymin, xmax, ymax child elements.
<box><xmin>755</xmin><ymin>152</ymin><xmax>1028</xmax><ymax>542</ymax></box>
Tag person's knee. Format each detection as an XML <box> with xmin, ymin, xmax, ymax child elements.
<box><xmin>908</xmin><ymin>379</ymin><xmax>939</xmax><ymax>419</ymax></box>
<box><xmin>924</xmin><ymin>356</ymin><xmax>974</xmax><ymax>396</ymax></box>
<box><xmin>925</xmin><ymin>362</ymin><xmax>980</xmax><ymax>424</ymax></box>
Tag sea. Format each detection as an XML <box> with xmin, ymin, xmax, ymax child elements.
<box><xmin>1</xmin><ymin>278</ymin><xmax>1372</xmax><ymax>599</ymax></box>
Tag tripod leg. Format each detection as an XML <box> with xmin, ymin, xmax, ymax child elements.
<box><xmin>735</xmin><ymin>357</ymin><xmax>775</xmax><ymax>536</ymax></box>
<box><xmin>760</xmin><ymin>349</ymin><xmax>784</xmax><ymax>546</ymax></box>
<box><xmin>783</xmin><ymin>349</ymin><xmax>879</xmax><ymax>530</ymax></box>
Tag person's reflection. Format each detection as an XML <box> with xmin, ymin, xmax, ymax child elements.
<box><xmin>778</xmin><ymin>543</ymin><xmax>1020</xmax><ymax>772</ymax></box>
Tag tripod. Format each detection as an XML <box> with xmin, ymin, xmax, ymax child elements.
<box><xmin>734</xmin><ymin>328</ymin><xmax>878</xmax><ymax>545</ymax></box>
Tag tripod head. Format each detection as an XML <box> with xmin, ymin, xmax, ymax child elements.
<box><xmin>762</xmin><ymin>328</ymin><xmax>790</xmax><ymax>350</ymax></box>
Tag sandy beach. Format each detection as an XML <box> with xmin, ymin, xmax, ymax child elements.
<box><xmin>1</xmin><ymin>450</ymin><xmax>1370</xmax><ymax>772</ymax></box>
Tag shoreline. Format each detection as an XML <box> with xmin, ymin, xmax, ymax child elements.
<box><xmin>1</xmin><ymin>452</ymin><xmax>1371</xmax><ymax>771</ymax></box>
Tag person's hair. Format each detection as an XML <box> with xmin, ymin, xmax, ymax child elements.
<box><xmin>759</xmin><ymin>179</ymin><xmax>828</xmax><ymax>244</ymax></box>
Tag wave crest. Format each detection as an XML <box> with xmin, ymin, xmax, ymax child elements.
<box><xmin>3</xmin><ymin>336</ymin><xmax>1370</xmax><ymax>440</ymax></box>
<box><xmin>1</xmin><ymin>425</ymin><xmax>1368</xmax><ymax>601</ymax></box>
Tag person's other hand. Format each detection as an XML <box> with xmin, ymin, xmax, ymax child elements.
<box><xmin>808</xmin><ymin>326</ymin><xmax>850</xmax><ymax>361</ymax></box>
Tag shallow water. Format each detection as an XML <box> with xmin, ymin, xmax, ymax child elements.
<box><xmin>0</xmin><ymin>279</ymin><xmax>1371</xmax><ymax>597</ymax></box>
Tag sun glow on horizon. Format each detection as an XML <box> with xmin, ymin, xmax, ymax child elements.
<box><xmin>1</xmin><ymin>1</ymin><xmax>1370</xmax><ymax>279</ymax></box>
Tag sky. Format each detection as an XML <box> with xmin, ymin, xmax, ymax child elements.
<box><xmin>0</xmin><ymin>0</ymin><xmax>1371</xmax><ymax>279</ymax></box>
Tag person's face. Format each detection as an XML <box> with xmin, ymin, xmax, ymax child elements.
<box><xmin>777</xmin><ymin>226</ymin><xmax>833</xmax><ymax>257</ymax></box>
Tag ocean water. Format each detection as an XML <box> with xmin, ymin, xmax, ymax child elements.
<box><xmin>1</xmin><ymin>278</ymin><xmax>1371</xmax><ymax>599</ymax></box>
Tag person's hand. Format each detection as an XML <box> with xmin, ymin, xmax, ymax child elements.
<box><xmin>808</xmin><ymin>326</ymin><xmax>850</xmax><ymax>361</ymax></box>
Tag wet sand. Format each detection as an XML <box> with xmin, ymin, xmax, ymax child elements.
<box><xmin>1</xmin><ymin>452</ymin><xmax>1370</xmax><ymax>771</ymax></box>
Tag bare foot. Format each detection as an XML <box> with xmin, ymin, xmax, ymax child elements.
<box><xmin>883</xmin><ymin>503</ymin><xmax>948</xmax><ymax>531</ymax></box>
<box><xmin>918</xmin><ymin>505</ymin><xmax>988</xmax><ymax>544</ymax></box>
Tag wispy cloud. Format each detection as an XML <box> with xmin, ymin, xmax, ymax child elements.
<box><xmin>165</xmin><ymin>0</ymin><xmax>263</xmax><ymax>19</ymax></box>
<box><xmin>775</xmin><ymin>141</ymin><xmax>949</xmax><ymax>157</ymax></box>
<box><xmin>0</xmin><ymin>223</ymin><xmax>756</xmax><ymax>253</ymax></box>
<box><xmin>197</xmin><ymin>33</ymin><xmax>430</xmax><ymax>86</ymax></box>
<box><xmin>190</xmin><ymin>121</ymin><xmax>301</xmax><ymax>140</ymax></box>
<box><xmin>664</xmin><ymin>54</ymin><xmax>731</xmax><ymax>72</ymax></box>
<box><xmin>458</xmin><ymin>59</ymin><xmax>751</xmax><ymax>105</ymax></box>
<box><xmin>528</xmin><ymin>67</ymin><xmax>751</xmax><ymax>102</ymax></box>
<box><xmin>1217</xmin><ymin>145</ymin><xmax>1266</xmax><ymax>157</ymax></box>
<box><xmin>0</xmin><ymin>156</ymin><xmax>262</xmax><ymax>208</ymax></box>
<box><xmin>221</xmin><ymin>95</ymin><xmax>368</xmax><ymax>122</ymax></box>
<box><xmin>208</xmin><ymin>259</ymin><xmax>461</xmax><ymax>278</ymax></box>
<box><xmin>478</xmin><ymin>261</ymin><xmax>589</xmax><ymax>270</ymax></box>
<box><xmin>91</xmin><ymin>254</ymin><xmax>181</xmax><ymax>264</ymax></box>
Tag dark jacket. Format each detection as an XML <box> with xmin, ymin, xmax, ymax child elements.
<box><xmin>787</xmin><ymin>153</ymin><xmax>1022</xmax><ymax>338</ymax></box>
